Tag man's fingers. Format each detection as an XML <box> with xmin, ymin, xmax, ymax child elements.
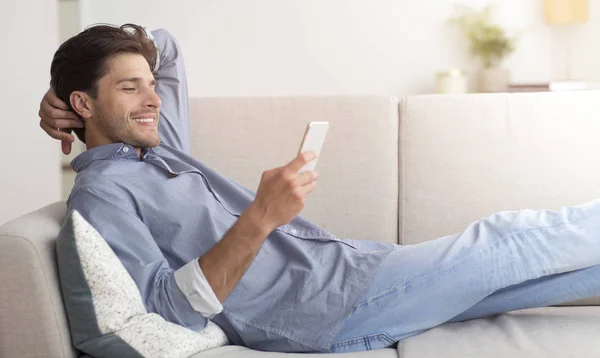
<box><xmin>45</xmin><ymin>88</ymin><xmax>69</xmax><ymax>110</ymax></box>
<box><xmin>61</xmin><ymin>140</ymin><xmax>73</xmax><ymax>155</ymax></box>
<box><xmin>288</xmin><ymin>151</ymin><xmax>317</xmax><ymax>173</ymax></box>
<box><xmin>296</xmin><ymin>180</ymin><xmax>318</xmax><ymax>197</ymax></box>
<box><xmin>40</xmin><ymin>120</ymin><xmax>75</xmax><ymax>142</ymax></box>
<box><xmin>40</xmin><ymin>91</ymin><xmax>79</xmax><ymax>121</ymax></box>
<box><xmin>47</xmin><ymin>107</ymin><xmax>79</xmax><ymax>122</ymax></box>
<box><xmin>39</xmin><ymin>87</ymin><xmax>78</xmax><ymax>155</ymax></box>
<box><xmin>48</xmin><ymin>95</ymin><xmax>69</xmax><ymax>110</ymax></box>
<box><xmin>47</xmin><ymin>117</ymin><xmax>82</xmax><ymax>130</ymax></box>
<box><xmin>292</xmin><ymin>170</ymin><xmax>318</xmax><ymax>187</ymax></box>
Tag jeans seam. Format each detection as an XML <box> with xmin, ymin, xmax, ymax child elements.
<box><xmin>331</xmin><ymin>337</ymin><xmax>365</xmax><ymax>347</ymax></box>
<box><xmin>376</xmin><ymin>333</ymin><xmax>396</xmax><ymax>345</ymax></box>
<box><xmin>354</xmin><ymin>208</ymin><xmax>599</xmax><ymax>310</ymax></box>
<box><xmin>331</xmin><ymin>333</ymin><xmax>396</xmax><ymax>350</ymax></box>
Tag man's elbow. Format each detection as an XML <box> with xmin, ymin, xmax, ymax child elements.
<box><xmin>151</xmin><ymin>28</ymin><xmax>182</xmax><ymax>57</ymax></box>
<box><xmin>146</xmin><ymin>272</ymin><xmax>211</xmax><ymax>330</ymax></box>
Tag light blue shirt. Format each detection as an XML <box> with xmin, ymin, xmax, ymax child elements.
<box><xmin>67</xmin><ymin>29</ymin><xmax>394</xmax><ymax>353</ymax></box>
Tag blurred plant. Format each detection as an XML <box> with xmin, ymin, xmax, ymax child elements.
<box><xmin>449</xmin><ymin>4</ymin><xmax>518</xmax><ymax>68</ymax></box>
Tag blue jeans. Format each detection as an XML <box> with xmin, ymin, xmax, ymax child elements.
<box><xmin>330</xmin><ymin>199</ymin><xmax>600</xmax><ymax>353</ymax></box>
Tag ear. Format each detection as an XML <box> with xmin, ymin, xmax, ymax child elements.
<box><xmin>70</xmin><ymin>91</ymin><xmax>93</xmax><ymax>119</ymax></box>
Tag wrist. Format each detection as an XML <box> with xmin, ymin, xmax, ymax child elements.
<box><xmin>241</xmin><ymin>204</ymin><xmax>275</xmax><ymax>237</ymax></box>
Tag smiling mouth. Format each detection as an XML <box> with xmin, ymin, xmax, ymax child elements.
<box><xmin>132</xmin><ymin>118</ymin><xmax>155</xmax><ymax>123</ymax></box>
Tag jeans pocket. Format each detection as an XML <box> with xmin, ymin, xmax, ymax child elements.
<box><xmin>329</xmin><ymin>332</ymin><xmax>397</xmax><ymax>353</ymax></box>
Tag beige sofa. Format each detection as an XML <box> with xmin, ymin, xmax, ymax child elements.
<box><xmin>3</xmin><ymin>92</ymin><xmax>600</xmax><ymax>358</ymax></box>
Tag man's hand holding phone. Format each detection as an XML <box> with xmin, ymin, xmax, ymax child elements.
<box><xmin>250</xmin><ymin>151</ymin><xmax>319</xmax><ymax>232</ymax></box>
<box><xmin>249</xmin><ymin>121</ymin><xmax>329</xmax><ymax>231</ymax></box>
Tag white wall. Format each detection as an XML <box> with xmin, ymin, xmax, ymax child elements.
<box><xmin>0</xmin><ymin>1</ymin><xmax>61</xmax><ymax>225</ymax></box>
<box><xmin>79</xmin><ymin>0</ymin><xmax>600</xmax><ymax>98</ymax></box>
<box><xmin>59</xmin><ymin>0</ymin><xmax>80</xmax><ymax>42</ymax></box>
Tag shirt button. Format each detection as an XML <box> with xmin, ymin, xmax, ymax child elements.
<box><xmin>122</xmin><ymin>147</ymin><xmax>129</xmax><ymax>153</ymax></box>
<box><xmin>290</xmin><ymin>229</ymin><xmax>298</xmax><ymax>235</ymax></box>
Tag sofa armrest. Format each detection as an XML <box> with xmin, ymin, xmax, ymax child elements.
<box><xmin>0</xmin><ymin>202</ymin><xmax>77</xmax><ymax>358</ymax></box>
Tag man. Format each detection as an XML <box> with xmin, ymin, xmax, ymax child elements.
<box><xmin>40</xmin><ymin>24</ymin><xmax>600</xmax><ymax>354</ymax></box>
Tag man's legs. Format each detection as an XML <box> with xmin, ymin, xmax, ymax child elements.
<box><xmin>446</xmin><ymin>263</ymin><xmax>600</xmax><ymax>323</ymax></box>
<box><xmin>329</xmin><ymin>199</ymin><xmax>600</xmax><ymax>353</ymax></box>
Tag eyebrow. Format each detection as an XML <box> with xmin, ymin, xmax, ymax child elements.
<box><xmin>116</xmin><ymin>77</ymin><xmax>157</xmax><ymax>86</ymax></box>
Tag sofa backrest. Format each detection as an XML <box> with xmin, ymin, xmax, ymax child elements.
<box><xmin>189</xmin><ymin>96</ymin><xmax>400</xmax><ymax>244</ymax></box>
<box><xmin>399</xmin><ymin>91</ymin><xmax>600</xmax><ymax>246</ymax></box>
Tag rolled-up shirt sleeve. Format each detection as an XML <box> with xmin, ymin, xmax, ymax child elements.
<box><xmin>68</xmin><ymin>184</ymin><xmax>221</xmax><ymax>329</ymax></box>
<box><xmin>174</xmin><ymin>260</ymin><xmax>223</xmax><ymax>317</ymax></box>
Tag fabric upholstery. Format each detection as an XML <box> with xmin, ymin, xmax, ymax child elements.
<box><xmin>397</xmin><ymin>306</ymin><xmax>600</xmax><ymax>357</ymax></box>
<box><xmin>399</xmin><ymin>91</ymin><xmax>600</xmax><ymax>305</ymax></box>
<box><xmin>400</xmin><ymin>91</ymin><xmax>600</xmax><ymax>244</ymax></box>
<box><xmin>56</xmin><ymin>210</ymin><xmax>229</xmax><ymax>358</ymax></box>
<box><xmin>189</xmin><ymin>96</ymin><xmax>399</xmax><ymax>244</ymax></box>
<box><xmin>0</xmin><ymin>202</ymin><xmax>76</xmax><ymax>358</ymax></box>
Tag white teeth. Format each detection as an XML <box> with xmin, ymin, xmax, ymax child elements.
<box><xmin>133</xmin><ymin>118</ymin><xmax>154</xmax><ymax>123</ymax></box>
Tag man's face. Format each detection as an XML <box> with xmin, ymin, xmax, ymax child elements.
<box><xmin>88</xmin><ymin>53</ymin><xmax>161</xmax><ymax>154</ymax></box>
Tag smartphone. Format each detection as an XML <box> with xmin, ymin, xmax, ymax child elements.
<box><xmin>297</xmin><ymin>121</ymin><xmax>329</xmax><ymax>173</ymax></box>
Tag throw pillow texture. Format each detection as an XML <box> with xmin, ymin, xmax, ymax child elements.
<box><xmin>56</xmin><ymin>210</ymin><xmax>229</xmax><ymax>358</ymax></box>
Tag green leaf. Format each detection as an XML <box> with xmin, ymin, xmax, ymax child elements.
<box><xmin>449</xmin><ymin>3</ymin><xmax>518</xmax><ymax>68</ymax></box>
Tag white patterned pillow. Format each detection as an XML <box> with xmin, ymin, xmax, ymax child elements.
<box><xmin>56</xmin><ymin>210</ymin><xmax>229</xmax><ymax>358</ymax></box>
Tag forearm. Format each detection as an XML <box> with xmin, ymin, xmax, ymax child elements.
<box><xmin>149</xmin><ymin>28</ymin><xmax>191</xmax><ymax>153</ymax></box>
<box><xmin>198</xmin><ymin>205</ymin><xmax>273</xmax><ymax>302</ymax></box>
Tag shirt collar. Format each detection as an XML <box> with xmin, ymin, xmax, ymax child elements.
<box><xmin>71</xmin><ymin>143</ymin><xmax>159</xmax><ymax>173</ymax></box>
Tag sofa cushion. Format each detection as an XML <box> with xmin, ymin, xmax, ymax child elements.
<box><xmin>56</xmin><ymin>210</ymin><xmax>229</xmax><ymax>358</ymax></box>
<box><xmin>399</xmin><ymin>91</ymin><xmax>600</xmax><ymax>306</ymax></box>
<box><xmin>189</xmin><ymin>96</ymin><xmax>399</xmax><ymax>244</ymax></box>
<box><xmin>397</xmin><ymin>306</ymin><xmax>600</xmax><ymax>358</ymax></box>
<box><xmin>400</xmin><ymin>91</ymin><xmax>600</xmax><ymax>244</ymax></box>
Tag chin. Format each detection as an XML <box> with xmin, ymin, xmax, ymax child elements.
<box><xmin>151</xmin><ymin>137</ymin><xmax>161</xmax><ymax>147</ymax></box>
<box><xmin>137</xmin><ymin>136</ymin><xmax>161</xmax><ymax>148</ymax></box>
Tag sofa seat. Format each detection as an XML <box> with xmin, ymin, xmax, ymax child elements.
<box><xmin>397</xmin><ymin>306</ymin><xmax>600</xmax><ymax>357</ymax></box>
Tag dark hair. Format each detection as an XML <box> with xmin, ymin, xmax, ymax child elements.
<box><xmin>50</xmin><ymin>23</ymin><xmax>157</xmax><ymax>143</ymax></box>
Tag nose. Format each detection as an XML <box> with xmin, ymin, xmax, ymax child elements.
<box><xmin>143</xmin><ymin>88</ymin><xmax>161</xmax><ymax>110</ymax></box>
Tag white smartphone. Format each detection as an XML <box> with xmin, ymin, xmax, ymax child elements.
<box><xmin>297</xmin><ymin>121</ymin><xmax>329</xmax><ymax>173</ymax></box>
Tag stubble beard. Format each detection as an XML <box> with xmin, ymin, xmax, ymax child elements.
<box><xmin>98</xmin><ymin>107</ymin><xmax>161</xmax><ymax>149</ymax></box>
